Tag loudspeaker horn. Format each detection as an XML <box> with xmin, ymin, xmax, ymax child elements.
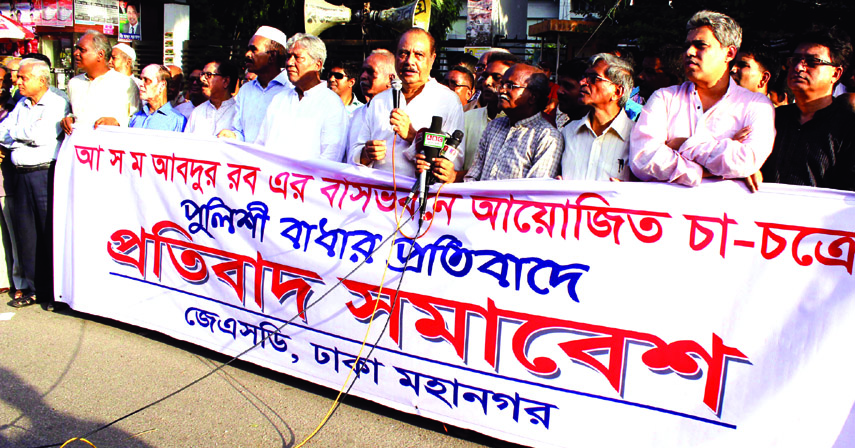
<box><xmin>304</xmin><ymin>0</ymin><xmax>352</xmax><ymax>36</ymax></box>
<box><xmin>304</xmin><ymin>0</ymin><xmax>432</xmax><ymax>36</ymax></box>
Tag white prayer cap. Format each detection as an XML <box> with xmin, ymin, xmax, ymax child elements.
<box><xmin>253</xmin><ymin>26</ymin><xmax>288</xmax><ymax>48</ymax></box>
<box><xmin>114</xmin><ymin>43</ymin><xmax>136</xmax><ymax>61</ymax></box>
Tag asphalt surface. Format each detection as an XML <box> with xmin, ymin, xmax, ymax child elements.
<box><xmin>0</xmin><ymin>300</ymin><xmax>524</xmax><ymax>448</ymax></box>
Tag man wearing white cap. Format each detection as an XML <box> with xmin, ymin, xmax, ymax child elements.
<box><xmin>110</xmin><ymin>43</ymin><xmax>141</xmax><ymax>89</ymax></box>
<box><xmin>217</xmin><ymin>25</ymin><xmax>292</xmax><ymax>143</ymax></box>
<box><xmin>255</xmin><ymin>33</ymin><xmax>346</xmax><ymax>161</ymax></box>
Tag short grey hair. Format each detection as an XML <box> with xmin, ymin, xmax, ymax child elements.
<box><xmin>525</xmin><ymin>70</ymin><xmax>551</xmax><ymax>111</ymax></box>
<box><xmin>286</xmin><ymin>33</ymin><xmax>327</xmax><ymax>69</ymax></box>
<box><xmin>686</xmin><ymin>10</ymin><xmax>742</xmax><ymax>50</ymax></box>
<box><xmin>589</xmin><ymin>53</ymin><xmax>634</xmax><ymax>107</ymax></box>
<box><xmin>19</xmin><ymin>58</ymin><xmax>50</xmax><ymax>85</ymax></box>
<box><xmin>368</xmin><ymin>49</ymin><xmax>395</xmax><ymax>77</ymax></box>
<box><xmin>83</xmin><ymin>29</ymin><xmax>112</xmax><ymax>59</ymax></box>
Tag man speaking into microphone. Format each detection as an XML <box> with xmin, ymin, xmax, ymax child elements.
<box><xmin>352</xmin><ymin>28</ymin><xmax>464</xmax><ymax>179</ymax></box>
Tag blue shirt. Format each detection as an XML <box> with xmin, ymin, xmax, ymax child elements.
<box><xmin>0</xmin><ymin>89</ymin><xmax>70</xmax><ymax>166</ymax></box>
<box><xmin>129</xmin><ymin>102</ymin><xmax>187</xmax><ymax>132</ymax></box>
<box><xmin>230</xmin><ymin>70</ymin><xmax>292</xmax><ymax>142</ymax></box>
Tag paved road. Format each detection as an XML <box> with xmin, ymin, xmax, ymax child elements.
<box><xmin>0</xmin><ymin>302</ymin><xmax>523</xmax><ymax>448</ymax></box>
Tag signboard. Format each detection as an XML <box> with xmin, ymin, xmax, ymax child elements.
<box><xmin>117</xmin><ymin>0</ymin><xmax>138</xmax><ymax>40</ymax></box>
<box><xmin>55</xmin><ymin>128</ymin><xmax>855</xmax><ymax>447</ymax></box>
<box><xmin>73</xmin><ymin>0</ymin><xmax>118</xmax><ymax>26</ymax></box>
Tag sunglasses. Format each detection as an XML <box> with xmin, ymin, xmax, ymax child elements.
<box><xmin>328</xmin><ymin>72</ymin><xmax>347</xmax><ymax>80</ymax></box>
<box><xmin>787</xmin><ymin>55</ymin><xmax>839</xmax><ymax>69</ymax></box>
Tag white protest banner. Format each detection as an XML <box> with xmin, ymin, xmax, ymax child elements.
<box><xmin>54</xmin><ymin>128</ymin><xmax>855</xmax><ymax>447</ymax></box>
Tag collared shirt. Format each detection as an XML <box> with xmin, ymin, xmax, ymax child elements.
<box><xmin>230</xmin><ymin>70</ymin><xmax>292</xmax><ymax>143</ymax></box>
<box><xmin>463</xmin><ymin>107</ymin><xmax>504</xmax><ymax>171</ymax></box>
<box><xmin>761</xmin><ymin>98</ymin><xmax>855</xmax><ymax>191</ymax></box>
<box><xmin>465</xmin><ymin>112</ymin><xmax>563</xmax><ymax>181</ymax></box>
<box><xmin>186</xmin><ymin>98</ymin><xmax>237</xmax><ymax>136</ymax></box>
<box><xmin>561</xmin><ymin>109</ymin><xmax>634</xmax><ymax>181</ymax></box>
<box><xmin>629</xmin><ymin>78</ymin><xmax>776</xmax><ymax>187</ymax></box>
<box><xmin>129</xmin><ymin>102</ymin><xmax>187</xmax><ymax>132</ymax></box>
<box><xmin>344</xmin><ymin>96</ymin><xmax>364</xmax><ymax>117</ymax></box>
<box><xmin>256</xmin><ymin>84</ymin><xmax>347</xmax><ymax>162</ymax></box>
<box><xmin>0</xmin><ymin>89</ymin><xmax>70</xmax><ymax>166</ymax></box>
<box><xmin>352</xmin><ymin>78</ymin><xmax>465</xmax><ymax>179</ymax></box>
<box><xmin>67</xmin><ymin>69</ymin><xmax>140</xmax><ymax>128</ymax></box>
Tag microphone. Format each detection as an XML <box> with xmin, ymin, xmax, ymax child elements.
<box><xmin>391</xmin><ymin>76</ymin><xmax>402</xmax><ymax>110</ymax></box>
<box><xmin>438</xmin><ymin>130</ymin><xmax>464</xmax><ymax>163</ymax></box>
<box><xmin>418</xmin><ymin>116</ymin><xmax>445</xmax><ymax>225</ymax></box>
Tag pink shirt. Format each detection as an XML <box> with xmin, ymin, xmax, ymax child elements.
<box><xmin>629</xmin><ymin>78</ymin><xmax>775</xmax><ymax>186</ymax></box>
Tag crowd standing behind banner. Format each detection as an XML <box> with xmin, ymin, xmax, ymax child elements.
<box><xmin>3</xmin><ymin>13</ymin><xmax>855</xmax><ymax>321</ymax></box>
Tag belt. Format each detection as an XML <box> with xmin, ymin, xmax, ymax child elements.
<box><xmin>16</xmin><ymin>162</ymin><xmax>53</xmax><ymax>173</ymax></box>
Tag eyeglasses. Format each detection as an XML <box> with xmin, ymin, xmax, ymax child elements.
<box><xmin>500</xmin><ymin>81</ymin><xmax>526</xmax><ymax>91</ymax></box>
<box><xmin>201</xmin><ymin>72</ymin><xmax>222</xmax><ymax>79</ymax></box>
<box><xmin>328</xmin><ymin>72</ymin><xmax>346</xmax><ymax>80</ymax></box>
<box><xmin>445</xmin><ymin>80</ymin><xmax>472</xmax><ymax>90</ymax></box>
<box><xmin>582</xmin><ymin>72</ymin><xmax>613</xmax><ymax>85</ymax></box>
<box><xmin>787</xmin><ymin>55</ymin><xmax>839</xmax><ymax>68</ymax></box>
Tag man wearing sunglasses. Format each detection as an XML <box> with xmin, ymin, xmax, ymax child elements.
<box><xmin>629</xmin><ymin>10</ymin><xmax>775</xmax><ymax>188</ymax></box>
<box><xmin>760</xmin><ymin>28</ymin><xmax>855</xmax><ymax>190</ymax></box>
<box><xmin>326</xmin><ymin>61</ymin><xmax>363</xmax><ymax>116</ymax></box>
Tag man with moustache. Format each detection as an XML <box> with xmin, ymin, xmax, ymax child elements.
<box><xmin>255</xmin><ymin>33</ymin><xmax>346</xmax><ymax>162</ymax></box>
<box><xmin>629</xmin><ymin>10</ymin><xmax>775</xmax><ymax>187</ymax></box>
<box><xmin>459</xmin><ymin>52</ymin><xmax>518</xmax><ymax>180</ymax></box>
<box><xmin>346</xmin><ymin>49</ymin><xmax>395</xmax><ymax>164</ymax></box>
<box><xmin>353</xmin><ymin>28</ymin><xmax>464</xmax><ymax>182</ymax></box>
<box><xmin>218</xmin><ymin>26</ymin><xmax>291</xmax><ymax>143</ymax></box>
<box><xmin>186</xmin><ymin>59</ymin><xmax>238</xmax><ymax>136</ymax></box>
<box><xmin>443</xmin><ymin>66</ymin><xmax>475</xmax><ymax>106</ymax></box>
<box><xmin>761</xmin><ymin>28</ymin><xmax>855</xmax><ymax>190</ymax></box>
<box><xmin>61</xmin><ymin>30</ymin><xmax>140</xmax><ymax>134</ymax></box>
<box><xmin>465</xmin><ymin>63</ymin><xmax>563</xmax><ymax>181</ymax></box>
<box><xmin>561</xmin><ymin>53</ymin><xmax>635</xmax><ymax>181</ymax></box>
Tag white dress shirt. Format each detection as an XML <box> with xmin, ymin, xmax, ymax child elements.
<box><xmin>561</xmin><ymin>109</ymin><xmax>634</xmax><ymax>181</ymax></box>
<box><xmin>0</xmin><ymin>89</ymin><xmax>70</xmax><ymax>166</ymax></box>
<box><xmin>351</xmin><ymin>78</ymin><xmax>465</xmax><ymax>179</ymax></box>
<box><xmin>186</xmin><ymin>98</ymin><xmax>237</xmax><ymax>136</ymax></box>
<box><xmin>229</xmin><ymin>70</ymin><xmax>292</xmax><ymax>143</ymax></box>
<box><xmin>256</xmin><ymin>83</ymin><xmax>347</xmax><ymax>162</ymax></box>
<box><xmin>67</xmin><ymin>69</ymin><xmax>140</xmax><ymax>128</ymax></box>
<box><xmin>629</xmin><ymin>78</ymin><xmax>775</xmax><ymax>187</ymax></box>
<box><xmin>345</xmin><ymin>103</ymin><xmax>367</xmax><ymax>164</ymax></box>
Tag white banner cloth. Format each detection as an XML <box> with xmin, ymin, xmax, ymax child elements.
<box><xmin>54</xmin><ymin>128</ymin><xmax>855</xmax><ymax>447</ymax></box>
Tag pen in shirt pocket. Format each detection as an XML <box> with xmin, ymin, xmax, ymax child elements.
<box><xmin>618</xmin><ymin>158</ymin><xmax>625</xmax><ymax>172</ymax></box>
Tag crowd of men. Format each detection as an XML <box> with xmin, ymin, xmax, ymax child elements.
<box><xmin>1</xmin><ymin>10</ymin><xmax>854</xmax><ymax>309</ymax></box>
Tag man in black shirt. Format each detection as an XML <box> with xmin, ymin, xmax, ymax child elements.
<box><xmin>761</xmin><ymin>28</ymin><xmax>855</xmax><ymax>190</ymax></box>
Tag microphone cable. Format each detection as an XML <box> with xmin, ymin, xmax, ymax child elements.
<box><xmin>30</xmin><ymin>211</ymin><xmax>416</xmax><ymax>448</ymax></box>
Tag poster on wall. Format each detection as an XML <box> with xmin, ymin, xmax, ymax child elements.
<box><xmin>466</xmin><ymin>0</ymin><xmax>492</xmax><ymax>46</ymax></box>
<box><xmin>73</xmin><ymin>0</ymin><xmax>118</xmax><ymax>27</ymax></box>
<box><xmin>118</xmin><ymin>0</ymin><xmax>139</xmax><ymax>41</ymax></box>
<box><xmin>35</xmin><ymin>0</ymin><xmax>73</xmax><ymax>27</ymax></box>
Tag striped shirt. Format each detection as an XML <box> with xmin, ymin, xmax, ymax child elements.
<box><xmin>465</xmin><ymin>112</ymin><xmax>563</xmax><ymax>182</ymax></box>
<box><xmin>561</xmin><ymin>109</ymin><xmax>634</xmax><ymax>181</ymax></box>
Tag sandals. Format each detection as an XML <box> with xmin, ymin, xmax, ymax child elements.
<box><xmin>9</xmin><ymin>293</ymin><xmax>36</xmax><ymax>308</ymax></box>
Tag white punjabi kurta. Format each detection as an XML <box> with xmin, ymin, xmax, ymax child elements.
<box><xmin>67</xmin><ymin>69</ymin><xmax>140</xmax><ymax>128</ymax></box>
<box><xmin>186</xmin><ymin>98</ymin><xmax>237</xmax><ymax>136</ymax></box>
<box><xmin>351</xmin><ymin>78</ymin><xmax>465</xmax><ymax>179</ymax></box>
<box><xmin>561</xmin><ymin>109</ymin><xmax>634</xmax><ymax>181</ymax></box>
<box><xmin>256</xmin><ymin>84</ymin><xmax>347</xmax><ymax>162</ymax></box>
<box><xmin>229</xmin><ymin>70</ymin><xmax>292</xmax><ymax>143</ymax></box>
